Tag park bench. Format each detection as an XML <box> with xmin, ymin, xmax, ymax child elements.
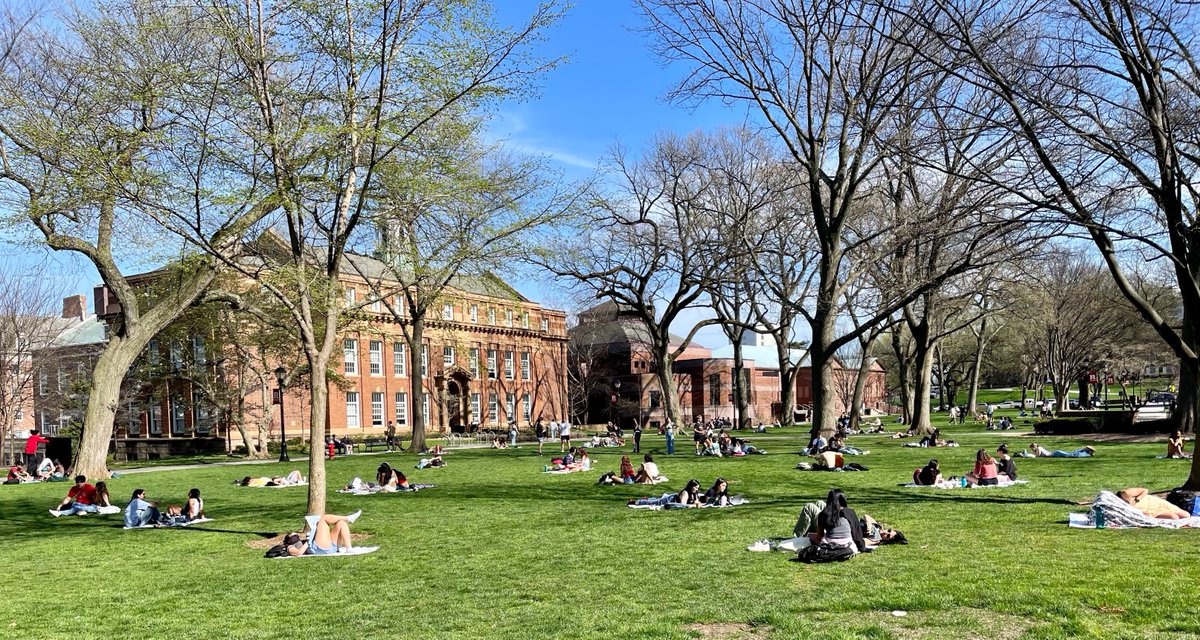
<box><xmin>362</xmin><ymin>437</ymin><xmax>389</xmax><ymax>452</ymax></box>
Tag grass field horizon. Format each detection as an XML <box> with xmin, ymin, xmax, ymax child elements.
<box><xmin>3</xmin><ymin>407</ymin><xmax>1198</xmax><ymax>639</ymax></box>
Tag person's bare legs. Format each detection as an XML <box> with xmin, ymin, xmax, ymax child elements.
<box><xmin>333</xmin><ymin>520</ymin><xmax>353</xmax><ymax>548</ymax></box>
<box><xmin>311</xmin><ymin>520</ymin><xmax>333</xmax><ymax>549</ymax></box>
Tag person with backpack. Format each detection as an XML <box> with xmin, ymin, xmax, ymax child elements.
<box><xmin>796</xmin><ymin>489</ymin><xmax>866</xmax><ymax>562</ymax></box>
<box><xmin>266</xmin><ymin>510</ymin><xmax>363</xmax><ymax>557</ymax></box>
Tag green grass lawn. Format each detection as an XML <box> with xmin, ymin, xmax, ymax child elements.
<box><xmin>2</xmin><ymin>414</ymin><xmax>1197</xmax><ymax>639</ymax></box>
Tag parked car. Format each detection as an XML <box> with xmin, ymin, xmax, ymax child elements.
<box><xmin>998</xmin><ymin>400</ymin><xmax>1020</xmax><ymax>409</ymax></box>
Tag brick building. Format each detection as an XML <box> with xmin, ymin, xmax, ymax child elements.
<box><xmin>570</xmin><ymin>302</ymin><xmax>887</xmax><ymax>427</ymax></box>
<box><xmin>32</xmin><ymin>255</ymin><xmax>567</xmax><ymax>460</ymax></box>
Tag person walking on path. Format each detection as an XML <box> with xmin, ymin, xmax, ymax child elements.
<box><xmin>665</xmin><ymin>421</ymin><xmax>675</xmax><ymax>455</ymax></box>
<box><xmin>560</xmin><ymin>420</ymin><xmax>572</xmax><ymax>452</ymax></box>
<box><xmin>633</xmin><ymin>422</ymin><xmax>642</xmax><ymax>453</ymax></box>
<box><xmin>385</xmin><ymin>422</ymin><xmax>397</xmax><ymax>452</ymax></box>
<box><xmin>535</xmin><ymin>419</ymin><xmax>547</xmax><ymax>454</ymax></box>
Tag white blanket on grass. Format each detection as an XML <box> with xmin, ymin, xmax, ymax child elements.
<box><xmin>49</xmin><ymin>505</ymin><xmax>121</xmax><ymax>517</ymax></box>
<box><xmin>628</xmin><ymin>495</ymin><xmax>749</xmax><ymax>511</ymax></box>
<box><xmin>123</xmin><ymin>517</ymin><xmax>215</xmax><ymax>530</ymax></box>
<box><xmin>1068</xmin><ymin>491</ymin><xmax>1200</xmax><ymax>529</ymax></box>
<box><xmin>904</xmin><ymin>479</ymin><xmax>1028</xmax><ymax>490</ymax></box>
<box><xmin>274</xmin><ymin>546</ymin><xmax>379</xmax><ymax>558</ymax></box>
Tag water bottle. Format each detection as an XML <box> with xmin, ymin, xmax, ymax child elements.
<box><xmin>1095</xmin><ymin>505</ymin><xmax>1106</xmax><ymax>529</ymax></box>
<box><xmin>961</xmin><ymin>476</ymin><xmax>968</xmax><ymax>487</ymax></box>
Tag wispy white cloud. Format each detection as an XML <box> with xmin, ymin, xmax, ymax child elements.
<box><xmin>487</xmin><ymin>109</ymin><xmax>601</xmax><ymax>171</ymax></box>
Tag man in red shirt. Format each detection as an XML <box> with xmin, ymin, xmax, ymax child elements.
<box><xmin>24</xmin><ymin>429</ymin><xmax>49</xmax><ymax>475</ymax></box>
<box><xmin>50</xmin><ymin>475</ymin><xmax>98</xmax><ymax>516</ymax></box>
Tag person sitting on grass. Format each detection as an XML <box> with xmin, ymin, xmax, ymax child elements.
<box><xmin>94</xmin><ymin>481</ymin><xmax>113</xmax><ymax>509</ymax></box>
<box><xmin>702</xmin><ymin>436</ymin><xmax>722</xmax><ymax>457</ymax></box>
<box><xmin>813</xmin><ymin>450</ymin><xmax>844</xmax><ymax>470</ymax></box>
<box><xmin>811</xmin><ymin>489</ymin><xmax>867</xmax><ymax>553</ymax></box>
<box><xmin>50</xmin><ymin>475</ymin><xmax>98</xmax><ymax>517</ymax></box>
<box><xmin>1116</xmin><ymin>488</ymin><xmax>1190</xmax><ymax>520</ymax></box>
<box><xmin>123</xmin><ymin>489</ymin><xmax>160</xmax><ymax>528</ymax></box>
<box><xmin>918</xmin><ymin>429</ymin><xmax>941</xmax><ymax>448</ymax></box>
<box><xmin>182</xmin><ymin>488</ymin><xmax>205</xmax><ymax>521</ymax></box>
<box><xmin>634</xmin><ymin>454</ymin><xmax>663</xmax><ymax>484</ymax></box>
<box><xmin>912</xmin><ymin>459</ymin><xmax>943</xmax><ymax>486</ymax></box>
<box><xmin>285</xmin><ymin>510</ymin><xmax>363</xmax><ymax>556</ymax></box>
<box><xmin>1022</xmin><ymin>442</ymin><xmax>1095</xmax><ymax>458</ymax></box>
<box><xmin>35</xmin><ymin>456</ymin><xmax>54</xmax><ymax>480</ymax></box>
<box><xmin>376</xmin><ymin>463</ymin><xmax>412</xmax><ymax>491</ymax></box>
<box><xmin>599</xmin><ymin>455</ymin><xmax>637</xmax><ymax>485</ymax></box>
<box><xmin>6</xmin><ymin>464</ymin><xmax>32</xmax><ymax>484</ymax></box>
<box><xmin>1167</xmin><ymin>431</ymin><xmax>1191</xmax><ymax>459</ymax></box>
<box><xmin>995</xmin><ymin>444</ymin><xmax>1017</xmax><ymax>481</ymax></box>
<box><xmin>491</xmin><ymin>437</ymin><xmax>508</xmax><ymax>449</ymax></box>
<box><xmin>964</xmin><ymin>449</ymin><xmax>999</xmax><ymax>486</ymax></box>
<box><xmin>702</xmin><ymin>477</ymin><xmax>730</xmax><ymax>506</ymax></box>
<box><xmin>628</xmin><ymin>479</ymin><xmax>702</xmax><ymax>509</ymax></box>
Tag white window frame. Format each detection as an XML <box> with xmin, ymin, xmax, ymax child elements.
<box><xmin>521</xmin><ymin>312</ymin><xmax>529</xmax><ymax>329</ymax></box>
<box><xmin>421</xmin><ymin>345</ymin><xmax>428</xmax><ymax>376</ymax></box>
<box><xmin>371</xmin><ymin>391</ymin><xmax>384</xmax><ymax>427</ymax></box>
<box><xmin>487</xmin><ymin>349</ymin><xmax>498</xmax><ymax>379</ymax></box>
<box><xmin>346</xmin><ymin>392</ymin><xmax>360</xmax><ymax>428</ymax></box>
<box><xmin>521</xmin><ymin>351</ymin><xmax>531</xmax><ymax>381</ymax></box>
<box><xmin>470</xmin><ymin>305</ymin><xmax>478</xmax><ymax>323</ymax></box>
<box><xmin>423</xmin><ymin>393</ymin><xmax>430</xmax><ymax>422</ymax></box>
<box><xmin>541</xmin><ymin>318</ymin><xmax>549</xmax><ymax>332</ymax></box>
<box><xmin>504</xmin><ymin>351</ymin><xmax>514</xmax><ymax>380</ymax></box>
<box><xmin>505</xmin><ymin>309</ymin><xmax>514</xmax><ymax>327</ymax></box>
<box><xmin>345</xmin><ymin>288</ymin><xmax>357</xmax><ymax>306</ymax></box>
<box><xmin>192</xmin><ymin>336</ymin><xmax>206</xmax><ymax>365</ymax></box>
<box><xmin>488</xmin><ymin>308</ymin><xmax>496</xmax><ymax>325</ymax></box>
<box><xmin>469</xmin><ymin>348</ymin><xmax>479</xmax><ymax>377</ymax></box>
<box><xmin>506</xmin><ymin>393</ymin><xmax>516</xmax><ymax>421</ymax></box>
<box><xmin>343</xmin><ymin>339</ymin><xmax>358</xmax><ymax>375</ymax></box>
<box><xmin>394</xmin><ymin>392</ymin><xmax>408</xmax><ymax>425</ymax></box>
<box><xmin>38</xmin><ymin>371</ymin><xmax>46</xmax><ymax>395</ymax></box>
<box><xmin>369</xmin><ymin>341</ymin><xmax>383</xmax><ymax>376</ymax></box>
<box><xmin>442</xmin><ymin>303</ymin><xmax>453</xmax><ymax>321</ymax></box>
<box><xmin>488</xmin><ymin>392</ymin><xmax>498</xmax><ymax>423</ymax></box>
<box><xmin>444</xmin><ymin>346</ymin><xmax>455</xmax><ymax>367</ymax></box>
<box><xmin>471</xmin><ymin>393</ymin><xmax>481</xmax><ymax>421</ymax></box>
<box><xmin>522</xmin><ymin>393</ymin><xmax>532</xmax><ymax>422</ymax></box>
<box><xmin>371</xmin><ymin>298</ymin><xmax>382</xmax><ymax>313</ymax></box>
<box><xmin>393</xmin><ymin>342</ymin><xmax>406</xmax><ymax>376</ymax></box>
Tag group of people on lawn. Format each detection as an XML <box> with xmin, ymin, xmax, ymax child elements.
<box><xmin>47</xmin><ymin>475</ymin><xmax>205</xmax><ymax>527</ymax></box>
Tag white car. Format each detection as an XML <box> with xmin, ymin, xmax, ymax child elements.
<box><xmin>998</xmin><ymin>400</ymin><xmax>1021</xmax><ymax>409</ymax></box>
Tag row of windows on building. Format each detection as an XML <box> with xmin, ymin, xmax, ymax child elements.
<box><xmin>345</xmin><ymin>289</ymin><xmax>551</xmax><ymax>332</ymax></box>
<box><xmin>344</xmin><ymin>390</ymin><xmax>534</xmax><ymax>427</ymax></box>
<box><xmin>119</xmin><ymin>397</ymin><xmax>216</xmax><ymax>437</ymax></box>
<box><xmin>343</xmin><ymin>340</ymin><xmax>533</xmax><ymax>381</ymax></box>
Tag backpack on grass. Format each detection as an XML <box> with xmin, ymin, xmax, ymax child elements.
<box><xmin>795</xmin><ymin>542</ymin><xmax>855</xmax><ymax>563</ymax></box>
<box><xmin>264</xmin><ymin>543</ymin><xmax>290</xmax><ymax>559</ymax></box>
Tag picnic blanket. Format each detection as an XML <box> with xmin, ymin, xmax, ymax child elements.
<box><xmin>903</xmin><ymin>479</ymin><xmax>1028</xmax><ymax>489</ymax></box>
<box><xmin>123</xmin><ymin>517</ymin><xmax>215</xmax><ymax>530</ymax></box>
<box><xmin>246</xmin><ymin>482</ymin><xmax>309</xmax><ymax>488</ymax></box>
<box><xmin>628</xmin><ymin>495</ymin><xmax>749</xmax><ymax>511</ymax></box>
<box><xmin>1068</xmin><ymin>491</ymin><xmax>1200</xmax><ymax>529</ymax></box>
<box><xmin>274</xmin><ymin>546</ymin><xmax>379</xmax><ymax>558</ymax></box>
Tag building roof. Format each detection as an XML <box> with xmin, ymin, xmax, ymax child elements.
<box><xmin>47</xmin><ymin>317</ymin><xmax>107</xmax><ymax>348</ymax></box>
<box><xmin>706</xmin><ymin>344</ymin><xmax>810</xmax><ymax>369</ymax></box>
<box><xmin>342</xmin><ymin>252</ymin><xmax>529</xmax><ymax>302</ymax></box>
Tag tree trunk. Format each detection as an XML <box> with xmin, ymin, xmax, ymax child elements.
<box><xmin>731</xmin><ymin>337</ymin><xmax>750</xmax><ymax>430</ymax></box>
<box><xmin>72</xmin><ymin>334</ymin><xmax>152</xmax><ymax>478</ymax></box>
<box><xmin>966</xmin><ymin>319</ymin><xmax>987</xmax><ymax>415</ymax></box>
<box><xmin>910</xmin><ymin>337</ymin><xmax>937</xmax><ymax>434</ymax></box>
<box><xmin>935</xmin><ymin>344</ymin><xmax>947</xmax><ymax>412</ymax></box>
<box><xmin>776</xmin><ymin>338</ymin><xmax>797</xmax><ymax>424</ymax></box>
<box><xmin>849</xmin><ymin>355</ymin><xmax>871</xmax><ymax>431</ymax></box>
<box><xmin>654</xmin><ymin>350</ymin><xmax>683</xmax><ymax>426</ymax></box>
<box><xmin>305</xmin><ymin>352</ymin><xmax>329</xmax><ymax>516</ymax></box>
<box><xmin>407</xmin><ymin>316</ymin><xmax>427</xmax><ymax>453</ymax></box>
<box><xmin>890</xmin><ymin>328</ymin><xmax>914</xmax><ymax>424</ymax></box>
<box><xmin>239</xmin><ymin>376</ymin><xmax>271</xmax><ymax>459</ymax></box>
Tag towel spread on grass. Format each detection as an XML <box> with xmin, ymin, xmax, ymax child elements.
<box><xmin>246</xmin><ymin>482</ymin><xmax>309</xmax><ymax>488</ymax></box>
<box><xmin>336</xmin><ymin>484</ymin><xmax>436</xmax><ymax>495</ymax></box>
<box><xmin>123</xmin><ymin>517</ymin><xmax>215</xmax><ymax>530</ymax></box>
<box><xmin>1068</xmin><ymin>491</ymin><xmax>1200</xmax><ymax>529</ymax></box>
<box><xmin>903</xmin><ymin>479</ymin><xmax>1029</xmax><ymax>489</ymax></box>
<box><xmin>49</xmin><ymin>505</ymin><xmax>122</xmax><ymax>517</ymax></box>
<box><xmin>627</xmin><ymin>495</ymin><xmax>749</xmax><ymax>511</ymax></box>
<box><xmin>273</xmin><ymin>546</ymin><xmax>380</xmax><ymax>558</ymax></box>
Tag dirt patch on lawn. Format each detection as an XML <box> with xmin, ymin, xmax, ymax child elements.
<box><xmin>852</xmin><ymin>607</ymin><xmax>1032</xmax><ymax>640</ymax></box>
<box><xmin>683</xmin><ymin>622</ymin><xmax>770</xmax><ymax>640</ymax></box>
<box><xmin>245</xmin><ymin>532</ymin><xmax>373</xmax><ymax>550</ymax></box>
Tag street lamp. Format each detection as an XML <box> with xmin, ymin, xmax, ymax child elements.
<box><xmin>275</xmin><ymin>366</ymin><xmax>289</xmax><ymax>462</ymax></box>
<box><xmin>612</xmin><ymin>379</ymin><xmax>621</xmax><ymax>430</ymax></box>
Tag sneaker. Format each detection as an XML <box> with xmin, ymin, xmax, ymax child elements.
<box><xmin>747</xmin><ymin>539</ymin><xmax>772</xmax><ymax>552</ymax></box>
<box><xmin>346</xmin><ymin>509</ymin><xmax>362</xmax><ymax>524</ymax></box>
<box><xmin>49</xmin><ymin>509</ymin><xmax>62</xmax><ymax>518</ymax></box>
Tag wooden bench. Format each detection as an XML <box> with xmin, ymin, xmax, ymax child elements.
<box><xmin>362</xmin><ymin>437</ymin><xmax>389</xmax><ymax>452</ymax></box>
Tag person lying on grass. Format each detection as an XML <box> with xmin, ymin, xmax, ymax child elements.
<box><xmin>284</xmin><ymin>510</ymin><xmax>363</xmax><ymax>556</ymax></box>
<box><xmin>50</xmin><ymin>475</ymin><xmax>98</xmax><ymax>516</ymax></box>
<box><xmin>788</xmin><ymin>494</ymin><xmax>906</xmax><ymax>544</ymax></box>
<box><xmin>1021</xmin><ymin>443</ymin><xmax>1095</xmax><ymax>458</ymax></box>
<box><xmin>416</xmin><ymin>455</ymin><xmax>446</xmax><ymax>469</ymax></box>
<box><xmin>996</xmin><ymin>445</ymin><xmax>1018</xmax><ymax>481</ymax></box>
<box><xmin>237</xmin><ymin>470</ymin><xmax>305</xmax><ymax>487</ymax></box>
<box><xmin>1168</xmin><ymin>431</ymin><xmax>1191</xmax><ymax>459</ymax></box>
<box><xmin>912</xmin><ymin>459</ymin><xmax>943</xmax><ymax>486</ymax></box>
<box><xmin>598</xmin><ymin>455</ymin><xmax>637</xmax><ymax>485</ymax></box>
<box><xmin>628</xmin><ymin>479</ymin><xmax>702</xmax><ymax>509</ymax></box>
<box><xmin>1117</xmin><ymin>488</ymin><xmax>1190</xmax><ymax>520</ymax></box>
<box><xmin>701</xmin><ymin>478</ymin><xmax>730</xmax><ymax>506</ymax></box>
<box><xmin>963</xmin><ymin>449</ymin><xmax>1000</xmax><ymax>487</ymax></box>
<box><xmin>124</xmin><ymin>489</ymin><xmax>160</xmax><ymax>528</ymax></box>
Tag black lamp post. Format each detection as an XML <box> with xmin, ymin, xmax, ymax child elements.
<box><xmin>275</xmin><ymin>366</ymin><xmax>289</xmax><ymax>462</ymax></box>
<box><xmin>612</xmin><ymin>379</ymin><xmax>622</xmax><ymax>429</ymax></box>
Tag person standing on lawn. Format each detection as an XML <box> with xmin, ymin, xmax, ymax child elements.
<box><xmin>665</xmin><ymin>420</ymin><xmax>675</xmax><ymax>455</ymax></box>
<box><xmin>633</xmin><ymin>421</ymin><xmax>642</xmax><ymax>453</ymax></box>
<box><xmin>559</xmin><ymin>419</ymin><xmax>572</xmax><ymax>452</ymax></box>
<box><xmin>385</xmin><ymin>422</ymin><xmax>397</xmax><ymax>452</ymax></box>
<box><xmin>24</xmin><ymin>429</ymin><xmax>49</xmax><ymax>475</ymax></box>
<box><xmin>535</xmin><ymin>419</ymin><xmax>547</xmax><ymax>454</ymax></box>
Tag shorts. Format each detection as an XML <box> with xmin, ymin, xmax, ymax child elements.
<box><xmin>309</xmin><ymin>543</ymin><xmax>340</xmax><ymax>555</ymax></box>
<box><xmin>560</xmin><ymin>434</ymin><xmax>570</xmax><ymax>441</ymax></box>
<box><xmin>978</xmin><ymin>477</ymin><xmax>999</xmax><ymax>486</ymax></box>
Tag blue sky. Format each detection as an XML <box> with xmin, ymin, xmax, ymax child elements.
<box><xmin>2</xmin><ymin>1</ymin><xmax>746</xmax><ymax>348</ymax></box>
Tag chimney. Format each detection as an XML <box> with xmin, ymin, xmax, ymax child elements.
<box><xmin>62</xmin><ymin>295</ymin><xmax>87</xmax><ymax>322</ymax></box>
<box><xmin>93</xmin><ymin>285</ymin><xmax>107</xmax><ymax>317</ymax></box>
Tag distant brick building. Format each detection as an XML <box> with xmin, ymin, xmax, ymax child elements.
<box><xmin>570</xmin><ymin>302</ymin><xmax>887</xmax><ymax>427</ymax></box>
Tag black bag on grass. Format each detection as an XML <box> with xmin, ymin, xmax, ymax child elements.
<box><xmin>795</xmin><ymin>542</ymin><xmax>855</xmax><ymax>563</ymax></box>
<box><xmin>264</xmin><ymin>544</ymin><xmax>290</xmax><ymax>558</ymax></box>
<box><xmin>1166</xmin><ymin>488</ymin><xmax>1197</xmax><ymax>513</ymax></box>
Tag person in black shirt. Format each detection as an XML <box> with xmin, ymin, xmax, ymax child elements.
<box><xmin>913</xmin><ymin>459</ymin><xmax>943</xmax><ymax>486</ymax></box>
<box><xmin>995</xmin><ymin>444</ymin><xmax>1017</xmax><ymax>481</ymax></box>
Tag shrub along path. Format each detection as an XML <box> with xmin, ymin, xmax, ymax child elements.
<box><xmin>1</xmin><ymin>414</ymin><xmax>1197</xmax><ymax>639</ymax></box>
